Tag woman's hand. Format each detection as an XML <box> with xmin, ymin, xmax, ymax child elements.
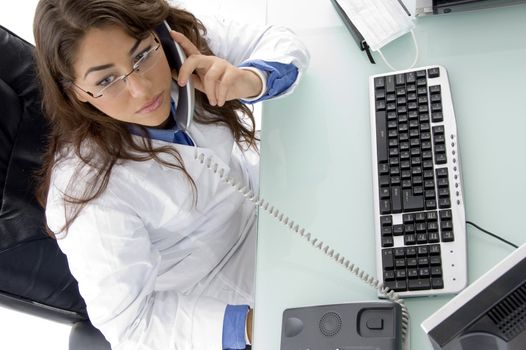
<box><xmin>169</xmin><ymin>31</ymin><xmax>263</xmax><ymax>107</ymax></box>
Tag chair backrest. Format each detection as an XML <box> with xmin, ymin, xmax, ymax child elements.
<box><xmin>0</xmin><ymin>25</ymin><xmax>87</xmax><ymax>324</ymax></box>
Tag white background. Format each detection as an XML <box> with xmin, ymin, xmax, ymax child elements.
<box><xmin>0</xmin><ymin>0</ymin><xmax>264</xmax><ymax>349</ymax></box>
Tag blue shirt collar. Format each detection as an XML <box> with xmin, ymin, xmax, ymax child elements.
<box><xmin>128</xmin><ymin>98</ymin><xmax>194</xmax><ymax>146</ymax></box>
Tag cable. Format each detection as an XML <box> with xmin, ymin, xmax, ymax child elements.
<box><xmin>193</xmin><ymin>150</ymin><xmax>411</xmax><ymax>349</ymax></box>
<box><xmin>466</xmin><ymin>221</ymin><xmax>518</xmax><ymax>249</ymax></box>
<box><xmin>378</xmin><ymin>30</ymin><xmax>419</xmax><ymax>72</ymax></box>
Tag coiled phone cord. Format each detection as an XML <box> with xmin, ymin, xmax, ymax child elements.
<box><xmin>194</xmin><ymin>150</ymin><xmax>410</xmax><ymax>348</ymax></box>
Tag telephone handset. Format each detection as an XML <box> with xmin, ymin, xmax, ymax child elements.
<box><xmin>193</xmin><ymin>150</ymin><xmax>411</xmax><ymax>349</ymax></box>
<box><xmin>154</xmin><ymin>21</ymin><xmax>195</xmax><ymax>130</ymax></box>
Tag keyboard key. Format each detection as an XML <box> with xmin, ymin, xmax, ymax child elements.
<box><xmin>380</xmin><ymin>200</ymin><xmax>391</xmax><ymax>214</ymax></box>
<box><xmin>380</xmin><ymin>215</ymin><xmax>393</xmax><ymax>226</ymax></box>
<box><xmin>405</xmin><ymin>224</ymin><xmax>415</xmax><ymax>234</ymax></box>
<box><xmin>395</xmin><ymin>73</ymin><xmax>406</xmax><ymax>86</ymax></box>
<box><xmin>374</xmin><ymin>77</ymin><xmax>385</xmax><ymax>89</ymax></box>
<box><xmin>408</xmin><ymin>278</ymin><xmax>431</xmax><ymax>290</ymax></box>
<box><xmin>381</xmin><ymin>226</ymin><xmax>392</xmax><ymax>236</ymax></box>
<box><xmin>382</xmin><ymin>236</ymin><xmax>394</xmax><ymax>247</ymax></box>
<box><xmin>386</xmin><ymin>75</ymin><xmax>395</xmax><ymax>93</ymax></box>
<box><xmin>428</xmin><ymin>232</ymin><xmax>440</xmax><ymax>243</ymax></box>
<box><xmin>393</xmin><ymin>224</ymin><xmax>405</xmax><ymax>236</ymax></box>
<box><xmin>426</xmin><ymin>199</ymin><xmax>437</xmax><ymax>210</ymax></box>
<box><xmin>416</xmin><ymin>223</ymin><xmax>426</xmax><ymax>232</ymax></box>
<box><xmin>429</xmin><ymin>85</ymin><xmax>441</xmax><ymax>94</ymax></box>
<box><xmin>394</xmin><ymin>248</ymin><xmax>406</xmax><ymax>258</ymax></box>
<box><xmin>407</xmin><ymin>268</ymin><xmax>418</xmax><ymax>278</ymax></box>
<box><xmin>395</xmin><ymin>269</ymin><xmax>407</xmax><ymax>279</ymax></box>
<box><xmin>407</xmin><ymin>258</ymin><xmax>418</xmax><ymax>267</ymax></box>
<box><xmin>419</xmin><ymin>267</ymin><xmax>430</xmax><ymax>277</ymax></box>
<box><xmin>395</xmin><ymin>259</ymin><xmax>406</xmax><ymax>268</ymax></box>
<box><xmin>438</xmin><ymin>188</ymin><xmax>450</xmax><ymax>198</ymax></box>
<box><xmin>382</xmin><ymin>249</ymin><xmax>394</xmax><ymax>270</ymax></box>
<box><xmin>391</xmin><ymin>186</ymin><xmax>403</xmax><ymax>213</ymax></box>
<box><xmin>427</xmin><ymin>211</ymin><xmax>438</xmax><ymax>220</ymax></box>
<box><xmin>438</xmin><ymin>197</ymin><xmax>451</xmax><ymax>208</ymax></box>
<box><xmin>403</xmin><ymin>213</ymin><xmax>415</xmax><ymax>223</ymax></box>
<box><xmin>442</xmin><ymin>230</ymin><xmax>455</xmax><ymax>242</ymax></box>
<box><xmin>376</xmin><ymin>110</ymin><xmax>388</xmax><ymax>162</ymax></box>
<box><xmin>385</xmin><ymin>280</ymin><xmax>407</xmax><ymax>292</ymax></box>
<box><xmin>429</xmin><ymin>244</ymin><xmax>441</xmax><ymax>255</ymax></box>
<box><xmin>435</xmin><ymin>153</ymin><xmax>447</xmax><ymax>164</ymax></box>
<box><xmin>431</xmin><ymin>278</ymin><xmax>444</xmax><ymax>289</ymax></box>
<box><xmin>406</xmin><ymin>247</ymin><xmax>417</xmax><ymax>257</ymax></box>
<box><xmin>406</xmin><ymin>71</ymin><xmax>416</xmax><ymax>83</ymax></box>
<box><xmin>431</xmin><ymin>266</ymin><xmax>442</xmax><ymax>276</ymax></box>
<box><xmin>441</xmin><ymin>220</ymin><xmax>453</xmax><ymax>230</ymax></box>
<box><xmin>427</xmin><ymin>68</ymin><xmax>440</xmax><ymax>78</ymax></box>
<box><xmin>402</xmin><ymin>189</ymin><xmax>424</xmax><ymax>211</ymax></box>
<box><xmin>404</xmin><ymin>234</ymin><xmax>416</xmax><ymax>245</ymax></box>
<box><xmin>418</xmin><ymin>257</ymin><xmax>430</xmax><ymax>266</ymax></box>
<box><xmin>431</xmin><ymin>111</ymin><xmax>443</xmax><ymax>122</ymax></box>
<box><xmin>384</xmin><ymin>270</ymin><xmax>395</xmax><ymax>281</ymax></box>
<box><xmin>415</xmin><ymin>213</ymin><xmax>426</xmax><ymax>222</ymax></box>
<box><xmin>428</xmin><ymin>222</ymin><xmax>439</xmax><ymax>232</ymax></box>
<box><xmin>430</xmin><ymin>256</ymin><xmax>442</xmax><ymax>265</ymax></box>
<box><xmin>417</xmin><ymin>246</ymin><xmax>429</xmax><ymax>255</ymax></box>
<box><xmin>439</xmin><ymin>209</ymin><xmax>453</xmax><ymax>220</ymax></box>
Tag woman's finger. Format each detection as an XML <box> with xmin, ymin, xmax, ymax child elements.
<box><xmin>169</xmin><ymin>30</ymin><xmax>200</xmax><ymax>56</ymax></box>
<box><xmin>216</xmin><ymin>70</ymin><xmax>235</xmax><ymax>107</ymax></box>
<box><xmin>202</xmin><ymin>64</ymin><xmax>225</xmax><ymax>106</ymax></box>
<box><xmin>177</xmin><ymin>54</ymin><xmax>207</xmax><ymax>86</ymax></box>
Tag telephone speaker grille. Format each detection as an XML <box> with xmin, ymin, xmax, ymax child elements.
<box><xmin>319</xmin><ymin>312</ymin><xmax>342</xmax><ymax>337</ymax></box>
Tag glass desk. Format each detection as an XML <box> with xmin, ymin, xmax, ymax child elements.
<box><xmin>253</xmin><ymin>2</ymin><xmax>526</xmax><ymax>349</ymax></box>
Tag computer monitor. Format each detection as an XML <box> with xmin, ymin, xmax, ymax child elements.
<box><xmin>421</xmin><ymin>242</ymin><xmax>526</xmax><ymax>349</ymax></box>
<box><xmin>415</xmin><ymin>0</ymin><xmax>526</xmax><ymax>16</ymax></box>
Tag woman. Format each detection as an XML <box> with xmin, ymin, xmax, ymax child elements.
<box><xmin>33</xmin><ymin>0</ymin><xmax>309</xmax><ymax>349</ymax></box>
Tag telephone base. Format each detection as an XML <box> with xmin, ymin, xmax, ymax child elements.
<box><xmin>281</xmin><ymin>301</ymin><xmax>402</xmax><ymax>350</ymax></box>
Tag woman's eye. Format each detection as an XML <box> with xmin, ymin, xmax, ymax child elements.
<box><xmin>97</xmin><ymin>75</ymin><xmax>116</xmax><ymax>87</ymax></box>
<box><xmin>133</xmin><ymin>47</ymin><xmax>151</xmax><ymax>64</ymax></box>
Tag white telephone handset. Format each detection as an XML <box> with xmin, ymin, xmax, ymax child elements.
<box><xmin>154</xmin><ymin>21</ymin><xmax>195</xmax><ymax>130</ymax></box>
<box><xmin>193</xmin><ymin>150</ymin><xmax>411</xmax><ymax>349</ymax></box>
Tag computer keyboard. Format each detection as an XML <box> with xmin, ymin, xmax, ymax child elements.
<box><xmin>369</xmin><ymin>65</ymin><xmax>468</xmax><ymax>297</ymax></box>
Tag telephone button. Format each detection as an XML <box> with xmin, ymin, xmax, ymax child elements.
<box><xmin>366</xmin><ymin>317</ymin><xmax>384</xmax><ymax>330</ymax></box>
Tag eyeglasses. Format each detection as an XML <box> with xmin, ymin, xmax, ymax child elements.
<box><xmin>73</xmin><ymin>35</ymin><xmax>161</xmax><ymax>99</ymax></box>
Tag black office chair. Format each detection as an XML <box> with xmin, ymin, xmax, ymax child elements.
<box><xmin>0</xmin><ymin>25</ymin><xmax>111</xmax><ymax>350</ymax></box>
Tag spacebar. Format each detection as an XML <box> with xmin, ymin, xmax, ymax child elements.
<box><xmin>402</xmin><ymin>190</ymin><xmax>424</xmax><ymax>211</ymax></box>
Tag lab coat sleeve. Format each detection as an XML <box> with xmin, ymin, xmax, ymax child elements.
<box><xmin>198</xmin><ymin>14</ymin><xmax>310</xmax><ymax>98</ymax></box>
<box><xmin>46</xmin><ymin>170</ymin><xmax>225</xmax><ymax>350</ymax></box>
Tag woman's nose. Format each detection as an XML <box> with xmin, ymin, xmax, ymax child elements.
<box><xmin>124</xmin><ymin>71</ymin><xmax>152</xmax><ymax>98</ymax></box>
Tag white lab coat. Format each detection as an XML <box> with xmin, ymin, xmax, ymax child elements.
<box><xmin>45</xmin><ymin>13</ymin><xmax>309</xmax><ymax>350</ymax></box>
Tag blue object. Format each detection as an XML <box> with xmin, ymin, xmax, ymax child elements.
<box><xmin>129</xmin><ymin>98</ymin><xmax>194</xmax><ymax>146</ymax></box>
<box><xmin>223</xmin><ymin>304</ymin><xmax>250</xmax><ymax>349</ymax></box>
<box><xmin>239</xmin><ymin>60</ymin><xmax>298</xmax><ymax>103</ymax></box>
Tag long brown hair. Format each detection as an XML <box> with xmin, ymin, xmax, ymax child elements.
<box><xmin>33</xmin><ymin>0</ymin><xmax>257</xmax><ymax>235</ymax></box>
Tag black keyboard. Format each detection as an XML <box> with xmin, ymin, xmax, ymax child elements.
<box><xmin>369</xmin><ymin>66</ymin><xmax>467</xmax><ymax>297</ymax></box>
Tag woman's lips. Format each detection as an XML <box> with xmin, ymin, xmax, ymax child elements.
<box><xmin>136</xmin><ymin>93</ymin><xmax>163</xmax><ymax>113</ymax></box>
